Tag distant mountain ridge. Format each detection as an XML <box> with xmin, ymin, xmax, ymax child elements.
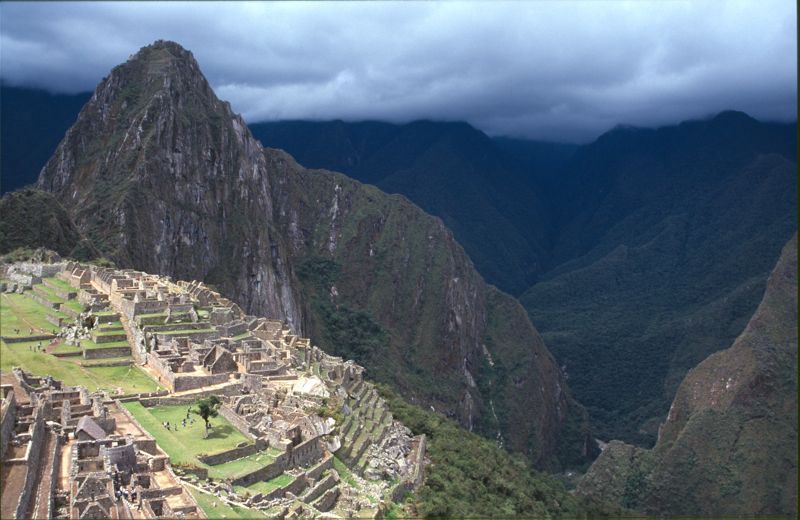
<box><xmin>522</xmin><ymin>112</ymin><xmax>797</xmax><ymax>444</ymax></box>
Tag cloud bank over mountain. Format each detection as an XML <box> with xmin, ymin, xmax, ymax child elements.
<box><xmin>0</xmin><ymin>1</ymin><xmax>795</xmax><ymax>141</ymax></box>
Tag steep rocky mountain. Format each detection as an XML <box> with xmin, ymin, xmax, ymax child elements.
<box><xmin>0</xmin><ymin>85</ymin><xmax>91</xmax><ymax>194</ymax></box>
<box><xmin>521</xmin><ymin>114</ymin><xmax>798</xmax><ymax>445</ymax></box>
<box><xmin>250</xmin><ymin>120</ymin><xmax>567</xmax><ymax>296</ymax></box>
<box><xmin>577</xmin><ymin>235</ymin><xmax>797</xmax><ymax>516</ymax></box>
<box><xmin>34</xmin><ymin>40</ymin><xmax>592</xmax><ymax>469</ymax></box>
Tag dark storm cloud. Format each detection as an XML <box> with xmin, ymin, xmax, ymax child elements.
<box><xmin>0</xmin><ymin>1</ymin><xmax>795</xmax><ymax>142</ymax></box>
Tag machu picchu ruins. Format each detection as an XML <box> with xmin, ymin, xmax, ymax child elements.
<box><xmin>0</xmin><ymin>260</ymin><xmax>426</xmax><ymax>518</ymax></box>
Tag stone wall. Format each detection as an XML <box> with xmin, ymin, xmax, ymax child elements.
<box><xmin>0</xmin><ymin>390</ymin><xmax>17</xmax><ymax>459</ymax></box>
<box><xmin>390</xmin><ymin>434</ymin><xmax>427</xmax><ymax>503</ymax></box>
<box><xmin>82</xmin><ymin>346</ymin><xmax>131</xmax><ymax>359</ymax></box>
<box><xmin>43</xmin><ymin>433</ymin><xmax>63</xmax><ymax>520</ymax></box>
<box><xmin>171</xmin><ymin>373</ymin><xmax>229</xmax><ymax>392</ymax></box>
<box><xmin>197</xmin><ymin>439</ymin><xmax>266</xmax><ymax>466</ymax></box>
<box><xmin>1</xmin><ymin>334</ymin><xmax>55</xmax><ymax>344</ymax></box>
<box><xmin>14</xmin><ymin>406</ymin><xmax>45</xmax><ymax>519</ymax></box>
<box><xmin>232</xmin><ymin>452</ymin><xmax>289</xmax><ymax>487</ymax></box>
<box><xmin>218</xmin><ymin>404</ymin><xmax>259</xmax><ymax>441</ymax></box>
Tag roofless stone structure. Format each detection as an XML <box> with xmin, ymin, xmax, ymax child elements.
<box><xmin>0</xmin><ymin>261</ymin><xmax>426</xmax><ymax>518</ymax></box>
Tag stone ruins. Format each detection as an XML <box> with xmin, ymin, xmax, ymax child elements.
<box><xmin>0</xmin><ymin>261</ymin><xmax>426</xmax><ymax>518</ymax></box>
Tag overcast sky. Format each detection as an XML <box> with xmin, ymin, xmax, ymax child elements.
<box><xmin>0</xmin><ymin>1</ymin><xmax>796</xmax><ymax>142</ymax></box>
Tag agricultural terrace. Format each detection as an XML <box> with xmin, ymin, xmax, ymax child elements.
<box><xmin>0</xmin><ymin>290</ymin><xmax>158</xmax><ymax>395</ymax></box>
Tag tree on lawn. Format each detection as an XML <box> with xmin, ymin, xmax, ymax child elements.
<box><xmin>191</xmin><ymin>395</ymin><xmax>221</xmax><ymax>438</ymax></box>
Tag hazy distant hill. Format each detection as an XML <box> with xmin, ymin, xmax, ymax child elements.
<box><xmin>521</xmin><ymin>113</ymin><xmax>797</xmax><ymax>444</ymax></box>
<box><xmin>0</xmin><ymin>85</ymin><xmax>91</xmax><ymax>193</ymax></box>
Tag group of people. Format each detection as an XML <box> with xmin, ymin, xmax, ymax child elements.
<box><xmin>114</xmin><ymin>485</ymin><xmax>138</xmax><ymax>503</ymax></box>
<box><xmin>27</xmin><ymin>341</ymin><xmax>43</xmax><ymax>352</ymax></box>
<box><xmin>162</xmin><ymin>416</ymin><xmax>195</xmax><ymax>432</ymax></box>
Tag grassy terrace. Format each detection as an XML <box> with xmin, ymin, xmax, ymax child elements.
<box><xmin>234</xmin><ymin>474</ymin><xmax>294</xmax><ymax>496</ymax></box>
<box><xmin>33</xmin><ymin>282</ymin><xmax>85</xmax><ymax>314</ymax></box>
<box><xmin>43</xmin><ymin>276</ymin><xmax>75</xmax><ymax>293</ymax></box>
<box><xmin>1</xmin><ymin>339</ymin><xmax>157</xmax><ymax>394</ymax></box>
<box><xmin>188</xmin><ymin>488</ymin><xmax>269</xmax><ymax>519</ymax></box>
<box><xmin>80</xmin><ymin>338</ymin><xmax>130</xmax><ymax>350</ymax></box>
<box><xmin>122</xmin><ymin>402</ymin><xmax>282</xmax><ymax>480</ymax></box>
<box><xmin>1</xmin><ymin>292</ymin><xmax>158</xmax><ymax>394</ymax></box>
<box><xmin>1</xmin><ymin>293</ymin><xmax>63</xmax><ymax>335</ymax></box>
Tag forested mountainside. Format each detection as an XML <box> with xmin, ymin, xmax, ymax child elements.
<box><xmin>30</xmin><ymin>40</ymin><xmax>593</xmax><ymax>470</ymax></box>
<box><xmin>577</xmin><ymin>235</ymin><xmax>797</xmax><ymax>516</ymax></box>
<box><xmin>522</xmin><ymin>113</ymin><xmax>797</xmax><ymax>444</ymax></box>
<box><xmin>249</xmin><ymin>120</ymin><xmax>569</xmax><ymax>296</ymax></box>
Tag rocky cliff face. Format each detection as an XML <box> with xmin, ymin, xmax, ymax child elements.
<box><xmin>577</xmin><ymin>235</ymin><xmax>797</xmax><ymax>515</ymax></box>
<box><xmin>36</xmin><ymin>40</ymin><xmax>591</xmax><ymax>468</ymax></box>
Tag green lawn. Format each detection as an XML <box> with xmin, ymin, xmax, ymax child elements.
<box><xmin>1</xmin><ymin>293</ymin><xmax>62</xmax><ymax>336</ymax></box>
<box><xmin>80</xmin><ymin>338</ymin><xmax>130</xmax><ymax>350</ymax></box>
<box><xmin>188</xmin><ymin>488</ymin><xmax>269</xmax><ymax>519</ymax></box>
<box><xmin>122</xmin><ymin>402</ymin><xmax>281</xmax><ymax>480</ymax></box>
<box><xmin>43</xmin><ymin>277</ymin><xmax>75</xmax><ymax>293</ymax></box>
<box><xmin>1</xmin><ymin>291</ymin><xmax>155</xmax><ymax>393</ymax></box>
<box><xmin>1</xmin><ymin>339</ymin><xmax>157</xmax><ymax>394</ymax></box>
<box><xmin>62</xmin><ymin>300</ymin><xmax>85</xmax><ymax>313</ymax></box>
<box><xmin>234</xmin><ymin>474</ymin><xmax>294</xmax><ymax>496</ymax></box>
<box><xmin>93</xmin><ymin>329</ymin><xmax>126</xmax><ymax>337</ymax></box>
<box><xmin>33</xmin><ymin>283</ymin><xmax>64</xmax><ymax>302</ymax></box>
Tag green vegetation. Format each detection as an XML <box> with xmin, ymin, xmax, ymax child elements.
<box><xmin>1</xmin><ymin>339</ymin><xmax>156</xmax><ymax>394</ymax></box>
<box><xmin>377</xmin><ymin>383</ymin><xmax>583</xmax><ymax>517</ymax></box>
<box><xmin>0</xmin><ymin>189</ymin><xmax>99</xmax><ymax>260</ymax></box>
<box><xmin>192</xmin><ymin>395</ymin><xmax>222</xmax><ymax>438</ymax></box>
<box><xmin>0</xmin><ymin>292</ymin><xmax>157</xmax><ymax>394</ymax></box>
<box><xmin>122</xmin><ymin>402</ymin><xmax>279</xmax><ymax>480</ymax></box>
<box><xmin>1</xmin><ymin>292</ymin><xmax>61</xmax><ymax>334</ymax></box>
<box><xmin>235</xmin><ymin>474</ymin><xmax>294</xmax><ymax>496</ymax></box>
<box><xmin>188</xmin><ymin>488</ymin><xmax>268</xmax><ymax>519</ymax></box>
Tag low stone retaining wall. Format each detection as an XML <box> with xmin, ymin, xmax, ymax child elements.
<box><xmin>29</xmin><ymin>291</ymin><xmax>60</xmax><ymax>310</ymax></box>
<box><xmin>197</xmin><ymin>438</ymin><xmax>267</xmax><ymax>466</ymax></box>
<box><xmin>15</xmin><ymin>407</ymin><xmax>45</xmax><ymax>519</ymax></box>
<box><xmin>218</xmin><ymin>404</ymin><xmax>259</xmax><ymax>440</ymax></box>
<box><xmin>52</xmin><ymin>351</ymin><xmax>83</xmax><ymax>358</ymax></box>
<box><xmin>43</xmin><ymin>279</ymin><xmax>76</xmax><ymax>300</ymax></box>
<box><xmin>46</xmin><ymin>315</ymin><xmax>64</xmax><ymax>327</ymax></box>
<box><xmin>79</xmin><ymin>359</ymin><xmax>131</xmax><ymax>368</ymax></box>
<box><xmin>390</xmin><ymin>434</ymin><xmax>427</xmax><ymax>502</ymax></box>
<box><xmin>1</xmin><ymin>391</ymin><xmax>17</xmax><ymax>458</ymax></box>
<box><xmin>92</xmin><ymin>332</ymin><xmax>128</xmax><ymax>344</ymax></box>
<box><xmin>232</xmin><ymin>452</ymin><xmax>289</xmax><ymax>487</ymax></box>
<box><xmin>82</xmin><ymin>346</ymin><xmax>131</xmax><ymax>359</ymax></box>
<box><xmin>43</xmin><ymin>432</ymin><xmax>63</xmax><ymax>519</ymax></box>
<box><xmin>139</xmin><ymin>396</ymin><xmax>198</xmax><ymax>408</ymax></box>
<box><xmin>1</xmin><ymin>334</ymin><xmax>56</xmax><ymax>344</ymax></box>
